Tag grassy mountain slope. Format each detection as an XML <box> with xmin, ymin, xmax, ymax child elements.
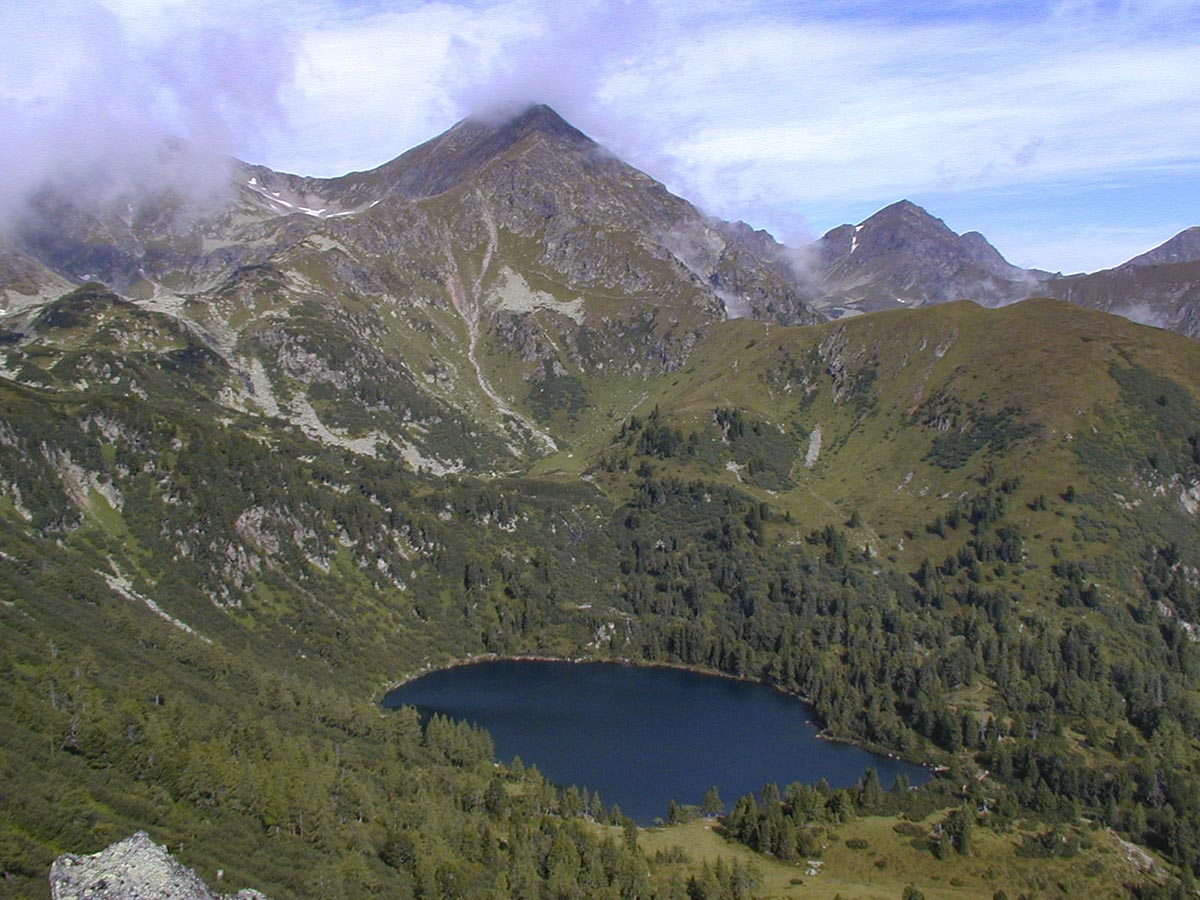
<box><xmin>3</xmin><ymin>297</ymin><xmax>1200</xmax><ymax>897</ymax></box>
<box><xmin>2</xmin><ymin>104</ymin><xmax>1200</xmax><ymax>898</ymax></box>
<box><xmin>546</xmin><ymin>298</ymin><xmax>1200</xmax><ymax>591</ymax></box>
<box><xmin>1045</xmin><ymin>259</ymin><xmax>1200</xmax><ymax>339</ymax></box>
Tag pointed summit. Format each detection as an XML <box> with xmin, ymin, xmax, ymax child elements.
<box><xmin>346</xmin><ymin>103</ymin><xmax>596</xmax><ymax>201</ymax></box>
<box><xmin>479</xmin><ymin>103</ymin><xmax>591</xmax><ymax>143</ymax></box>
<box><xmin>1125</xmin><ymin>226</ymin><xmax>1200</xmax><ymax>268</ymax></box>
<box><xmin>859</xmin><ymin>200</ymin><xmax>953</xmax><ymax>240</ymax></box>
<box><xmin>875</xmin><ymin>198</ymin><xmax>932</xmax><ymax>218</ymax></box>
<box><xmin>810</xmin><ymin>199</ymin><xmax>1038</xmax><ymax>313</ymax></box>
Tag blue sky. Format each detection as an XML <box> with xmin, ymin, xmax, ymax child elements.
<box><xmin>4</xmin><ymin>0</ymin><xmax>1199</xmax><ymax>273</ymax></box>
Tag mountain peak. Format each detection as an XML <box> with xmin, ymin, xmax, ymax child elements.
<box><xmin>357</xmin><ymin>103</ymin><xmax>595</xmax><ymax>200</ymax></box>
<box><xmin>459</xmin><ymin>103</ymin><xmax>595</xmax><ymax>154</ymax></box>
<box><xmin>1125</xmin><ymin>226</ymin><xmax>1200</xmax><ymax>268</ymax></box>
<box><xmin>848</xmin><ymin>200</ymin><xmax>956</xmax><ymax>249</ymax></box>
<box><xmin>866</xmin><ymin>199</ymin><xmax>944</xmax><ymax>229</ymax></box>
<box><xmin>478</xmin><ymin>103</ymin><xmax>587</xmax><ymax>142</ymax></box>
<box><xmin>809</xmin><ymin>199</ymin><xmax>1037</xmax><ymax>314</ymax></box>
<box><xmin>881</xmin><ymin>199</ymin><xmax>925</xmax><ymax>214</ymax></box>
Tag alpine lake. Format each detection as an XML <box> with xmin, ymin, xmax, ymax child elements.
<box><xmin>383</xmin><ymin>659</ymin><xmax>929</xmax><ymax>824</ymax></box>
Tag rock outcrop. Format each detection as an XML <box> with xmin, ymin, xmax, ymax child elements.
<box><xmin>808</xmin><ymin>199</ymin><xmax>1047</xmax><ymax>315</ymax></box>
<box><xmin>50</xmin><ymin>832</ymin><xmax>271</xmax><ymax>900</ymax></box>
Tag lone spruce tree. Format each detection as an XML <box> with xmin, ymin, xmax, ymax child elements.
<box><xmin>702</xmin><ymin>785</ymin><xmax>724</xmax><ymax>816</ymax></box>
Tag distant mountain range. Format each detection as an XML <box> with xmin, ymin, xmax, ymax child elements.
<box><xmin>4</xmin><ymin>103</ymin><xmax>1200</xmax><ymax>899</ymax></box>
<box><xmin>2</xmin><ymin>103</ymin><xmax>1198</xmax><ymax>472</ymax></box>
<box><xmin>1041</xmin><ymin>231</ymin><xmax>1200</xmax><ymax>335</ymax></box>
<box><xmin>3</xmin><ymin>104</ymin><xmax>1198</xmax><ymax>334</ymax></box>
<box><xmin>806</xmin><ymin>199</ymin><xmax>1050</xmax><ymax>315</ymax></box>
<box><xmin>804</xmin><ymin>201</ymin><xmax>1200</xmax><ymax>334</ymax></box>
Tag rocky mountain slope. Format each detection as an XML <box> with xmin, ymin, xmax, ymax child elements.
<box><xmin>3</xmin><ymin>105</ymin><xmax>1199</xmax><ymax>481</ymax></box>
<box><xmin>3</xmin><ymin>104</ymin><xmax>1200</xmax><ymax>900</ymax></box>
<box><xmin>1041</xmin><ymin>228</ymin><xmax>1200</xmax><ymax>338</ymax></box>
<box><xmin>806</xmin><ymin>200</ymin><xmax>1049</xmax><ymax>315</ymax></box>
<box><xmin>0</xmin><ymin>105</ymin><xmax>824</xmax><ymax>474</ymax></box>
<box><xmin>1127</xmin><ymin>227</ymin><xmax>1200</xmax><ymax>268</ymax></box>
<box><xmin>51</xmin><ymin>833</ymin><xmax>271</xmax><ymax>900</ymax></box>
<box><xmin>799</xmin><ymin>206</ymin><xmax>1200</xmax><ymax>335</ymax></box>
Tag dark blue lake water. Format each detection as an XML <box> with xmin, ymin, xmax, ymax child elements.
<box><xmin>383</xmin><ymin>660</ymin><xmax>928</xmax><ymax>824</ymax></box>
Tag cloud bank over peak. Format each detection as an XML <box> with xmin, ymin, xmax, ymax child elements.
<box><xmin>0</xmin><ymin>0</ymin><xmax>296</xmax><ymax>221</ymax></box>
<box><xmin>5</xmin><ymin>0</ymin><xmax>1200</xmax><ymax>273</ymax></box>
<box><xmin>443</xmin><ymin>0</ymin><xmax>658</xmax><ymax>127</ymax></box>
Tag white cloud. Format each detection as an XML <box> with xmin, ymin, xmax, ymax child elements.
<box><xmin>996</xmin><ymin>224</ymin><xmax>1194</xmax><ymax>277</ymax></box>
<box><xmin>265</xmin><ymin>0</ymin><xmax>662</xmax><ymax>176</ymax></box>
<box><xmin>0</xmin><ymin>0</ymin><xmax>295</xmax><ymax>219</ymax></box>
<box><xmin>274</xmin><ymin>6</ymin><xmax>477</xmax><ymax>175</ymax></box>
<box><xmin>4</xmin><ymin>0</ymin><xmax>1199</xmax><ymax>271</ymax></box>
<box><xmin>626</xmin><ymin>12</ymin><xmax>1200</xmax><ymax>205</ymax></box>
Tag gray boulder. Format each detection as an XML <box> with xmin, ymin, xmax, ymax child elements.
<box><xmin>50</xmin><ymin>832</ymin><xmax>271</xmax><ymax>900</ymax></box>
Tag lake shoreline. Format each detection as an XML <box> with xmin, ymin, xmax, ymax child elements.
<box><xmin>380</xmin><ymin>652</ymin><xmax>938</xmax><ymax>775</ymax></box>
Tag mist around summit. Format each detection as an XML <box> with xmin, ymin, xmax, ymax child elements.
<box><xmin>3</xmin><ymin>44</ymin><xmax>1200</xmax><ymax>900</ymax></box>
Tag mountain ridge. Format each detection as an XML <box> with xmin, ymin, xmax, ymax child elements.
<box><xmin>1039</xmin><ymin>227</ymin><xmax>1200</xmax><ymax>336</ymax></box>
<box><xmin>806</xmin><ymin>199</ymin><xmax>1047</xmax><ymax>315</ymax></box>
<box><xmin>4</xmin><ymin>104</ymin><xmax>1200</xmax><ymax>338</ymax></box>
<box><xmin>351</xmin><ymin>103</ymin><xmax>599</xmax><ymax>201</ymax></box>
<box><xmin>2</xmin><ymin>102</ymin><xmax>1200</xmax><ymax>476</ymax></box>
<box><xmin>3</xmin><ymin>239</ymin><xmax>1200</xmax><ymax>898</ymax></box>
<box><xmin>1126</xmin><ymin>226</ymin><xmax>1200</xmax><ymax>268</ymax></box>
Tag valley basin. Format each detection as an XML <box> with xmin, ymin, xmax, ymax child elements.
<box><xmin>383</xmin><ymin>659</ymin><xmax>930</xmax><ymax>824</ymax></box>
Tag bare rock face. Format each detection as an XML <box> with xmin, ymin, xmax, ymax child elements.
<box><xmin>1125</xmin><ymin>227</ymin><xmax>1200</xmax><ymax>268</ymax></box>
<box><xmin>808</xmin><ymin>200</ymin><xmax>1046</xmax><ymax>315</ymax></box>
<box><xmin>50</xmin><ymin>832</ymin><xmax>271</xmax><ymax>900</ymax></box>
<box><xmin>1039</xmin><ymin>228</ymin><xmax>1200</xmax><ymax>337</ymax></box>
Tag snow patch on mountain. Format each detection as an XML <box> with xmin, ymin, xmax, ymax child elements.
<box><xmin>244</xmin><ymin>179</ymin><xmax>379</xmax><ymax>220</ymax></box>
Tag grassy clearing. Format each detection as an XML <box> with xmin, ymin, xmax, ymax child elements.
<box><xmin>638</xmin><ymin>814</ymin><xmax>1161</xmax><ymax>900</ymax></box>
